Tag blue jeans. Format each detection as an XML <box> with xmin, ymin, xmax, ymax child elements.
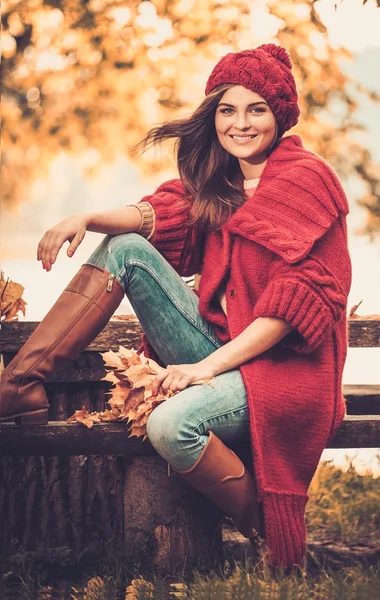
<box><xmin>87</xmin><ymin>233</ymin><xmax>249</xmax><ymax>470</ymax></box>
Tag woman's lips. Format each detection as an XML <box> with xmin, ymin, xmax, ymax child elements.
<box><xmin>229</xmin><ymin>134</ymin><xmax>258</xmax><ymax>144</ymax></box>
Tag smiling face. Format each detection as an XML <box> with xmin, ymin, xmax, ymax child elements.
<box><xmin>214</xmin><ymin>85</ymin><xmax>277</xmax><ymax>179</ymax></box>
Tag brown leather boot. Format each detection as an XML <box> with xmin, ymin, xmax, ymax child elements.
<box><xmin>0</xmin><ymin>263</ymin><xmax>124</xmax><ymax>424</ymax></box>
<box><xmin>175</xmin><ymin>431</ymin><xmax>263</xmax><ymax>540</ymax></box>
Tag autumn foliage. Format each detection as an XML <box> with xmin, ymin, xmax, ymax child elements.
<box><xmin>2</xmin><ymin>0</ymin><xmax>380</xmax><ymax>235</ymax></box>
<box><xmin>67</xmin><ymin>344</ymin><xmax>214</xmax><ymax>439</ymax></box>
<box><xmin>0</xmin><ymin>271</ymin><xmax>27</xmax><ymax>322</ymax></box>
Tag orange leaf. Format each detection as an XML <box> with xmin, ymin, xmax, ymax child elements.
<box><xmin>124</xmin><ymin>364</ymin><xmax>157</xmax><ymax>388</ymax></box>
<box><xmin>349</xmin><ymin>299</ymin><xmax>363</xmax><ymax>318</ymax></box>
<box><xmin>101</xmin><ymin>370</ymin><xmax>122</xmax><ymax>384</ymax></box>
<box><xmin>0</xmin><ymin>271</ymin><xmax>27</xmax><ymax>321</ymax></box>
<box><xmin>67</xmin><ymin>407</ymin><xmax>100</xmax><ymax>428</ymax></box>
<box><xmin>139</xmin><ymin>352</ymin><xmax>165</xmax><ymax>375</ymax></box>
<box><xmin>118</xmin><ymin>345</ymin><xmax>142</xmax><ymax>365</ymax></box>
<box><xmin>100</xmin><ymin>349</ymin><xmax>125</xmax><ymax>369</ymax></box>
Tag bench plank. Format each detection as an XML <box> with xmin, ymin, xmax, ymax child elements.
<box><xmin>1</xmin><ymin>319</ymin><xmax>380</xmax><ymax>351</ymax></box>
<box><xmin>348</xmin><ymin>319</ymin><xmax>380</xmax><ymax>347</ymax></box>
<box><xmin>1</xmin><ymin>415</ymin><xmax>379</xmax><ymax>457</ymax></box>
<box><xmin>3</xmin><ymin>354</ymin><xmax>379</xmax><ymax>414</ymax></box>
<box><xmin>344</xmin><ymin>385</ymin><xmax>380</xmax><ymax>415</ymax></box>
<box><xmin>327</xmin><ymin>415</ymin><xmax>380</xmax><ymax>448</ymax></box>
<box><xmin>0</xmin><ymin>319</ymin><xmax>143</xmax><ymax>353</ymax></box>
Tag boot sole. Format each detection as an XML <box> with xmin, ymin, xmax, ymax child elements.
<box><xmin>1</xmin><ymin>408</ymin><xmax>49</xmax><ymax>425</ymax></box>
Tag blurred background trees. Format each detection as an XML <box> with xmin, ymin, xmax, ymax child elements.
<box><xmin>2</xmin><ymin>0</ymin><xmax>380</xmax><ymax>234</ymax></box>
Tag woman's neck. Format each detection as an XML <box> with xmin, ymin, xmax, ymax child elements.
<box><xmin>238</xmin><ymin>158</ymin><xmax>267</xmax><ymax>180</ymax></box>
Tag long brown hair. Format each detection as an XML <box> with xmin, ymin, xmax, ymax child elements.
<box><xmin>135</xmin><ymin>84</ymin><xmax>249</xmax><ymax>232</ymax></box>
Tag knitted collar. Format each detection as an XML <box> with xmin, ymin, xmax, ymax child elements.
<box><xmin>227</xmin><ymin>135</ymin><xmax>349</xmax><ymax>263</ymax></box>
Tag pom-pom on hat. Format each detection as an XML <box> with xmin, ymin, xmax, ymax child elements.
<box><xmin>205</xmin><ymin>44</ymin><xmax>299</xmax><ymax>137</ymax></box>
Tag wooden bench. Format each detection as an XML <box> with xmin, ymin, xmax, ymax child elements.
<box><xmin>1</xmin><ymin>318</ymin><xmax>379</xmax><ymax>577</ymax></box>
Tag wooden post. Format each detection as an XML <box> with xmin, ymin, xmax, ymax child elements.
<box><xmin>123</xmin><ymin>455</ymin><xmax>224</xmax><ymax>577</ymax></box>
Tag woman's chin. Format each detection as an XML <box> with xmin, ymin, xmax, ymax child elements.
<box><xmin>230</xmin><ymin>148</ymin><xmax>267</xmax><ymax>164</ymax></box>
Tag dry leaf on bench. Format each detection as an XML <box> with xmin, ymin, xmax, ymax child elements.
<box><xmin>67</xmin><ymin>347</ymin><xmax>214</xmax><ymax>439</ymax></box>
<box><xmin>0</xmin><ymin>271</ymin><xmax>27</xmax><ymax>321</ymax></box>
<box><xmin>349</xmin><ymin>299</ymin><xmax>380</xmax><ymax>320</ymax></box>
<box><xmin>67</xmin><ymin>407</ymin><xmax>101</xmax><ymax>429</ymax></box>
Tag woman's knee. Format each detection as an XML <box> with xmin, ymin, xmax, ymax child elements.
<box><xmin>107</xmin><ymin>232</ymin><xmax>152</xmax><ymax>263</ymax></box>
<box><xmin>147</xmin><ymin>402</ymin><xmax>178</xmax><ymax>449</ymax></box>
<box><xmin>87</xmin><ymin>232</ymin><xmax>151</xmax><ymax>269</ymax></box>
<box><xmin>146</xmin><ymin>400</ymin><xmax>194</xmax><ymax>461</ymax></box>
<box><xmin>88</xmin><ymin>232</ymin><xmax>157</xmax><ymax>281</ymax></box>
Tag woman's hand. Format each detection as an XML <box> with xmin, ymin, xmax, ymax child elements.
<box><xmin>37</xmin><ymin>213</ymin><xmax>89</xmax><ymax>271</ymax></box>
<box><xmin>151</xmin><ymin>362</ymin><xmax>216</xmax><ymax>396</ymax></box>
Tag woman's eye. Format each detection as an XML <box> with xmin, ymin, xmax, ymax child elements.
<box><xmin>219</xmin><ymin>107</ymin><xmax>265</xmax><ymax>114</ymax></box>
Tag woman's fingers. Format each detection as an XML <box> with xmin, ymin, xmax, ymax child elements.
<box><xmin>67</xmin><ymin>230</ymin><xmax>84</xmax><ymax>257</ymax></box>
<box><xmin>152</xmin><ymin>369</ymin><xmax>170</xmax><ymax>396</ymax></box>
<box><xmin>38</xmin><ymin>231</ymin><xmax>83</xmax><ymax>270</ymax></box>
<box><xmin>39</xmin><ymin>231</ymin><xmax>53</xmax><ymax>270</ymax></box>
<box><xmin>152</xmin><ymin>366</ymin><xmax>192</xmax><ymax>396</ymax></box>
<box><xmin>169</xmin><ymin>377</ymin><xmax>190</xmax><ymax>392</ymax></box>
<box><xmin>37</xmin><ymin>216</ymin><xmax>88</xmax><ymax>270</ymax></box>
<box><xmin>39</xmin><ymin>238</ymin><xmax>62</xmax><ymax>270</ymax></box>
<box><xmin>44</xmin><ymin>233</ymin><xmax>62</xmax><ymax>271</ymax></box>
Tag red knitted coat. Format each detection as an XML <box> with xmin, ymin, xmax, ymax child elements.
<box><xmin>137</xmin><ymin>135</ymin><xmax>352</xmax><ymax>568</ymax></box>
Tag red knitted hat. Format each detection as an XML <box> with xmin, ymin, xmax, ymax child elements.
<box><xmin>205</xmin><ymin>44</ymin><xmax>299</xmax><ymax>137</ymax></box>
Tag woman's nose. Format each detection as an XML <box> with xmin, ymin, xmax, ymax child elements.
<box><xmin>233</xmin><ymin>112</ymin><xmax>250</xmax><ymax>130</ymax></box>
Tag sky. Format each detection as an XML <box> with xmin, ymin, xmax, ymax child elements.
<box><xmin>315</xmin><ymin>0</ymin><xmax>380</xmax><ymax>53</ymax></box>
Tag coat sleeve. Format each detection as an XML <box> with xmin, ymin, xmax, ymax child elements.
<box><xmin>252</xmin><ymin>222</ymin><xmax>351</xmax><ymax>354</ymax></box>
<box><xmin>135</xmin><ymin>178</ymin><xmax>204</xmax><ymax>277</ymax></box>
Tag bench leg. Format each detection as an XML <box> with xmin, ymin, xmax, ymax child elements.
<box><xmin>123</xmin><ymin>455</ymin><xmax>224</xmax><ymax>578</ymax></box>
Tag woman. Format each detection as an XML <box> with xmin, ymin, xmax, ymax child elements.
<box><xmin>0</xmin><ymin>44</ymin><xmax>352</xmax><ymax>569</ymax></box>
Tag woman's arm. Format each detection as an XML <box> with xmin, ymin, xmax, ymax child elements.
<box><xmin>199</xmin><ymin>317</ymin><xmax>294</xmax><ymax>376</ymax></box>
<box><xmin>37</xmin><ymin>206</ymin><xmax>146</xmax><ymax>271</ymax></box>
<box><xmin>85</xmin><ymin>205</ymin><xmax>143</xmax><ymax>235</ymax></box>
<box><xmin>151</xmin><ymin>317</ymin><xmax>293</xmax><ymax>394</ymax></box>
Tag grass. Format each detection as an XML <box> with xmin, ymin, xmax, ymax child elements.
<box><xmin>1</xmin><ymin>460</ymin><xmax>379</xmax><ymax>600</ymax></box>
<box><xmin>306</xmin><ymin>460</ymin><xmax>380</xmax><ymax>545</ymax></box>
<box><xmin>2</xmin><ymin>563</ymin><xmax>379</xmax><ymax>600</ymax></box>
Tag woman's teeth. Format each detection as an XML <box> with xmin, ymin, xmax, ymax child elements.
<box><xmin>231</xmin><ymin>135</ymin><xmax>257</xmax><ymax>141</ymax></box>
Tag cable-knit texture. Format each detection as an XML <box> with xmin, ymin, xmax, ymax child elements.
<box><xmin>136</xmin><ymin>135</ymin><xmax>351</xmax><ymax>569</ymax></box>
<box><xmin>205</xmin><ymin>44</ymin><xmax>299</xmax><ymax>137</ymax></box>
<box><xmin>252</xmin><ymin>254</ymin><xmax>348</xmax><ymax>354</ymax></box>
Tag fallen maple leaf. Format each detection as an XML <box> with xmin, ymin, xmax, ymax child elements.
<box><xmin>67</xmin><ymin>407</ymin><xmax>101</xmax><ymax>429</ymax></box>
<box><xmin>138</xmin><ymin>351</ymin><xmax>164</xmax><ymax>374</ymax></box>
<box><xmin>349</xmin><ymin>299</ymin><xmax>380</xmax><ymax>320</ymax></box>
<box><xmin>118</xmin><ymin>345</ymin><xmax>143</xmax><ymax>365</ymax></box>
<box><xmin>100</xmin><ymin>407</ymin><xmax>121</xmax><ymax>421</ymax></box>
<box><xmin>99</xmin><ymin>349</ymin><xmax>125</xmax><ymax>369</ymax></box>
<box><xmin>105</xmin><ymin>384</ymin><xmax>131</xmax><ymax>409</ymax></box>
<box><xmin>68</xmin><ymin>348</ymin><xmax>215</xmax><ymax>439</ymax></box>
<box><xmin>0</xmin><ymin>271</ymin><xmax>27</xmax><ymax>321</ymax></box>
<box><xmin>124</xmin><ymin>363</ymin><xmax>158</xmax><ymax>389</ymax></box>
<box><xmin>349</xmin><ymin>299</ymin><xmax>363</xmax><ymax>318</ymax></box>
